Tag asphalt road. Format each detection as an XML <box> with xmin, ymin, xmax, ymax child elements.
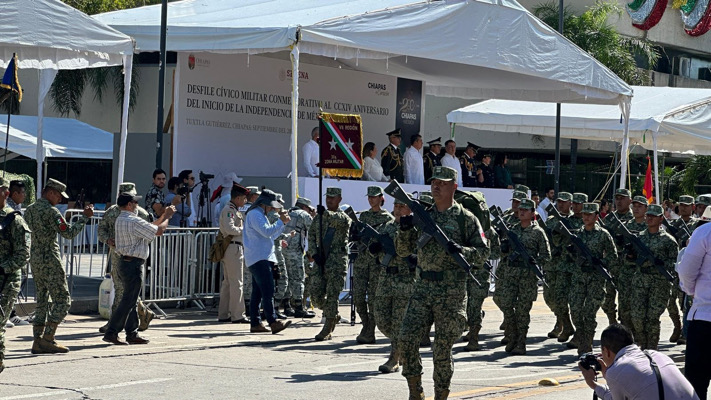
<box><xmin>0</xmin><ymin>295</ymin><xmax>688</xmax><ymax>399</ymax></box>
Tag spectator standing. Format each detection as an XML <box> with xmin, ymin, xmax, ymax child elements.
<box><xmin>477</xmin><ymin>152</ymin><xmax>496</xmax><ymax>188</ymax></box>
<box><xmin>494</xmin><ymin>154</ymin><xmax>514</xmax><ymax>189</ymax></box>
<box><xmin>145</xmin><ymin>168</ymin><xmax>167</xmax><ymax>220</ymax></box>
<box><xmin>381</xmin><ymin>129</ymin><xmax>404</xmax><ymax>183</ymax></box>
<box><xmin>362</xmin><ymin>142</ymin><xmax>388</xmax><ymax>182</ymax></box>
<box><xmin>303</xmin><ymin>127</ymin><xmax>320</xmax><ymax>178</ymax></box>
<box><xmin>404</xmin><ymin>134</ymin><xmax>424</xmax><ymax>185</ymax></box>
<box><xmin>165</xmin><ymin>177</ymin><xmax>192</xmax><ymax>227</ymax></box>
<box><xmin>6</xmin><ymin>180</ymin><xmax>25</xmax><ymax>212</ymax></box>
<box><xmin>424</xmin><ymin>137</ymin><xmax>442</xmax><ymax>183</ymax></box>
<box><xmin>217</xmin><ymin>185</ymin><xmax>250</xmax><ymax>324</ymax></box>
<box><xmin>440</xmin><ymin>140</ymin><xmax>463</xmax><ymax>187</ymax></box>
<box><xmin>459</xmin><ymin>142</ymin><xmax>478</xmax><ymax>187</ymax></box>
<box><xmin>178</xmin><ymin>170</ymin><xmax>197</xmax><ymax>227</ymax></box>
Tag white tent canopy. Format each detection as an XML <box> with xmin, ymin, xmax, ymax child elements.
<box><xmin>95</xmin><ymin>0</ymin><xmax>633</xmax><ymax>202</ymax></box>
<box><xmin>0</xmin><ymin>0</ymin><xmax>134</xmax><ymax>197</ymax></box>
<box><xmin>0</xmin><ymin>115</ymin><xmax>113</xmax><ymax>160</ymax></box>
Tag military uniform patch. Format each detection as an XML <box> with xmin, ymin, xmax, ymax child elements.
<box><xmin>56</xmin><ymin>216</ymin><xmax>68</xmax><ymax>232</ymax></box>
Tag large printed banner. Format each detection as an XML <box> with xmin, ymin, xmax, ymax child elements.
<box><xmin>174</xmin><ymin>52</ymin><xmax>421</xmax><ymax>180</ymax></box>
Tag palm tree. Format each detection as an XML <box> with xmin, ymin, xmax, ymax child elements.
<box><xmin>533</xmin><ymin>1</ymin><xmax>660</xmax><ymax>85</ymax></box>
<box><xmin>670</xmin><ymin>156</ymin><xmax>711</xmax><ymax>196</ymax></box>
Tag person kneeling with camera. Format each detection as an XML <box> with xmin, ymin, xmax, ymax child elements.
<box><xmin>579</xmin><ymin>323</ymin><xmax>698</xmax><ymax>399</ymax></box>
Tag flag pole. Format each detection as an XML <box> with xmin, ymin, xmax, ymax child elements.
<box><xmin>2</xmin><ymin>103</ymin><xmax>11</xmax><ymax>178</ymax></box>
<box><xmin>1</xmin><ymin>53</ymin><xmax>19</xmax><ymax>179</ymax></box>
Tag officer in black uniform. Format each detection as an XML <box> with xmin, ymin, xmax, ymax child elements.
<box><xmin>460</xmin><ymin>142</ymin><xmax>479</xmax><ymax>187</ymax></box>
<box><xmin>381</xmin><ymin>129</ymin><xmax>404</xmax><ymax>183</ymax></box>
<box><xmin>477</xmin><ymin>151</ymin><xmax>496</xmax><ymax>188</ymax></box>
<box><xmin>423</xmin><ymin>137</ymin><xmax>442</xmax><ymax>183</ymax></box>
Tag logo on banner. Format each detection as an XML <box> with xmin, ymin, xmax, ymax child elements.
<box><xmin>368</xmin><ymin>82</ymin><xmax>390</xmax><ymax>96</ymax></box>
<box><xmin>188</xmin><ymin>54</ymin><xmax>196</xmax><ymax>70</ymax></box>
<box><xmin>319</xmin><ymin>113</ymin><xmax>363</xmax><ymax>178</ymax></box>
<box><xmin>188</xmin><ymin>54</ymin><xmax>210</xmax><ymax>70</ymax></box>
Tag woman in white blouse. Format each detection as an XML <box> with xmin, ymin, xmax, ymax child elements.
<box><xmin>362</xmin><ymin>142</ymin><xmax>389</xmax><ymax>182</ymax></box>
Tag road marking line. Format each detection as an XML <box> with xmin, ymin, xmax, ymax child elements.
<box><xmin>437</xmin><ymin>373</ymin><xmax>582</xmax><ymax>399</ymax></box>
<box><xmin>0</xmin><ymin>378</ymin><xmax>173</xmax><ymax>400</ymax></box>
<box><xmin>475</xmin><ymin>381</ymin><xmax>590</xmax><ymax>399</ymax></box>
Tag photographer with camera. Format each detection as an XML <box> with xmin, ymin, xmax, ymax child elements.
<box><xmin>579</xmin><ymin>323</ymin><xmax>698</xmax><ymax>400</ymax></box>
<box><xmin>165</xmin><ymin>177</ymin><xmax>192</xmax><ymax>227</ymax></box>
<box><xmin>178</xmin><ymin>170</ymin><xmax>196</xmax><ymax>226</ymax></box>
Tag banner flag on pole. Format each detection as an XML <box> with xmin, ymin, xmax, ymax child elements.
<box><xmin>1</xmin><ymin>54</ymin><xmax>22</xmax><ymax>102</ymax></box>
<box><xmin>643</xmin><ymin>155</ymin><xmax>654</xmax><ymax>204</ymax></box>
<box><xmin>318</xmin><ymin>112</ymin><xmax>363</xmax><ymax>178</ymax></box>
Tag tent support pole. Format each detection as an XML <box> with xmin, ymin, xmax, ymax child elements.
<box><xmin>155</xmin><ymin>0</ymin><xmax>168</xmax><ymax>169</ymax></box>
<box><xmin>612</xmin><ymin>142</ymin><xmax>619</xmax><ymax>198</ymax></box>
<box><xmin>289</xmin><ymin>39</ymin><xmax>300</xmax><ymax>205</ymax></box>
<box><xmin>554</xmin><ymin>103</ymin><xmax>561</xmax><ymax>195</ymax></box>
<box><xmin>36</xmin><ymin>68</ymin><xmax>58</xmax><ymax>198</ymax></box>
<box><xmin>619</xmin><ymin>101</ymin><xmax>631</xmax><ymax>190</ymax></box>
<box><xmin>652</xmin><ymin>132</ymin><xmax>660</xmax><ymax>205</ymax></box>
<box><xmin>117</xmin><ymin>54</ymin><xmax>133</xmax><ymax>194</ymax></box>
<box><xmin>570</xmin><ymin>138</ymin><xmax>577</xmax><ymax>191</ymax></box>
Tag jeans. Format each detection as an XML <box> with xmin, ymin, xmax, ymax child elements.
<box><xmin>686</xmin><ymin>319</ymin><xmax>711</xmax><ymax>400</ymax></box>
<box><xmin>249</xmin><ymin>260</ymin><xmax>276</xmax><ymax>326</ymax></box>
<box><xmin>106</xmin><ymin>257</ymin><xmax>143</xmax><ymax>337</ymax></box>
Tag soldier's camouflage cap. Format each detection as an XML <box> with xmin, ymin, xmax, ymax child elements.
<box><xmin>118</xmin><ymin>182</ymin><xmax>138</xmax><ymax>196</ymax></box>
<box><xmin>325</xmin><ymin>187</ymin><xmax>342</xmax><ymax>197</ymax></box>
<box><xmin>367</xmin><ymin>186</ymin><xmax>384</xmax><ymax>197</ymax></box>
<box><xmin>582</xmin><ymin>202</ymin><xmax>599</xmax><ymax>214</ymax></box>
<box><xmin>514</xmin><ymin>184</ymin><xmax>530</xmax><ymax>193</ymax></box>
<box><xmin>572</xmin><ymin>192</ymin><xmax>588</xmax><ymax>203</ymax></box>
<box><xmin>519</xmin><ymin>198</ymin><xmax>536</xmax><ymax>210</ymax></box>
<box><xmin>510</xmin><ymin>191</ymin><xmax>527</xmax><ymax>201</ymax></box>
<box><xmin>46</xmin><ymin>178</ymin><xmax>69</xmax><ymax>199</ymax></box>
<box><xmin>614</xmin><ymin>188</ymin><xmax>631</xmax><ymax>198</ymax></box>
<box><xmin>556</xmin><ymin>192</ymin><xmax>573</xmax><ymax>202</ymax></box>
<box><xmin>430</xmin><ymin>166</ymin><xmax>457</xmax><ymax>182</ymax></box>
<box><xmin>295</xmin><ymin>197</ymin><xmax>313</xmax><ymax>208</ymax></box>
<box><xmin>0</xmin><ymin>176</ymin><xmax>6</xmax><ymax>188</ymax></box>
<box><xmin>698</xmin><ymin>195</ymin><xmax>711</xmax><ymax>206</ymax></box>
<box><xmin>679</xmin><ymin>195</ymin><xmax>695</xmax><ymax>205</ymax></box>
<box><xmin>632</xmin><ymin>195</ymin><xmax>648</xmax><ymax>205</ymax></box>
<box><xmin>645</xmin><ymin>204</ymin><xmax>664</xmax><ymax>216</ymax></box>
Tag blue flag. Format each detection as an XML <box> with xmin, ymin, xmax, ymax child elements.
<box><xmin>1</xmin><ymin>54</ymin><xmax>22</xmax><ymax>102</ymax></box>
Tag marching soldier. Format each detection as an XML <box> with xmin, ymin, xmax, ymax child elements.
<box><xmin>381</xmin><ymin>129</ymin><xmax>404</xmax><ymax>183</ymax></box>
<box><xmin>667</xmin><ymin>195</ymin><xmax>697</xmax><ymax>345</ymax></box>
<box><xmin>97</xmin><ymin>183</ymin><xmax>155</xmax><ymax>334</ymax></box>
<box><xmin>353</xmin><ymin>186</ymin><xmax>394</xmax><ymax>344</ymax></box>
<box><xmin>423</xmin><ymin>137</ymin><xmax>442</xmax><ymax>183</ymax></box>
<box><xmin>0</xmin><ymin>177</ymin><xmax>30</xmax><ymax>373</ymax></box>
<box><xmin>459</xmin><ymin>142</ymin><xmax>478</xmax><ymax>187</ymax></box>
<box><xmin>498</xmin><ymin>198</ymin><xmax>550</xmax><ymax>355</ymax></box>
<box><xmin>570</xmin><ymin>193</ymin><xmax>588</xmax><ymax>229</ymax></box>
<box><xmin>307</xmin><ymin>187</ymin><xmax>351</xmax><ymax>341</ymax></box>
<box><xmin>627</xmin><ymin>204</ymin><xmax>678</xmax><ymax>350</ymax></box>
<box><xmin>463</xmin><ymin>226</ymin><xmax>500</xmax><ymax>351</ymax></box>
<box><xmin>568</xmin><ymin>203</ymin><xmax>617</xmax><ymax>355</ymax></box>
<box><xmin>601</xmin><ymin>188</ymin><xmax>634</xmax><ymax>326</ymax></box>
<box><xmin>282</xmin><ymin>197</ymin><xmax>316</xmax><ymax>318</ymax></box>
<box><xmin>269</xmin><ymin>194</ymin><xmax>290</xmax><ymax>319</ymax></box>
<box><xmin>396</xmin><ymin>166</ymin><xmax>490</xmax><ymax>400</ymax></box>
<box><xmin>617</xmin><ymin>196</ymin><xmax>648</xmax><ymax>334</ymax></box>
<box><xmin>24</xmin><ymin>179</ymin><xmax>93</xmax><ymax>354</ymax></box>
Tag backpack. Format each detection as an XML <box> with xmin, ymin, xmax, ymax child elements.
<box><xmin>208</xmin><ymin>231</ymin><xmax>234</xmax><ymax>263</ymax></box>
<box><xmin>454</xmin><ymin>190</ymin><xmax>490</xmax><ymax>231</ymax></box>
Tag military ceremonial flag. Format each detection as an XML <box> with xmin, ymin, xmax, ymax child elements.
<box><xmin>643</xmin><ymin>156</ymin><xmax>654</xmax><ymax>204</ymax></box>
<box><xmin>1</xmin><ymin>53</ymin><xmax>22</xmax><ymax>102</ymax></box>
<box><xmin>318</xmin><ymin>112</ymin><xmax>363</xmax><ymax>178</ymax></box>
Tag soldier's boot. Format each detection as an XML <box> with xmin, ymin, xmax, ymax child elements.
<box><xmin>283</xmin><ymin>299</ymin><xmax>295</xmax><ymax>317</ymax></box>
<box><xmin>244</xmin><ymin>300</ymin><xmax>251</xmax><ymax>317</ymax></box>
<box><xmin>462</xmin><ymin>329</ymin><xmax>471</xmax><ymax>342</ymax></box>
<box><xmin>505</xmin><ymin>328</ymin><xmax>518</xmax><ymax>353</ymax></box>
<box><xmin>464</xmin><ymin>325</ymin><xmax>482</xmax><ymax>351</ymax></box>
<box><xmin>357</xmin><ymin>319</ymin><xmax>376</xmax><ymax>344</ymax></box>
<box><xmin>420</xmin><ymin>331</ymin><xmax>432</xmax><ymax>347</ymax></box>
<box><xmin>355</xmin><ymin>314</ymin><xmax>370</xmax><ymax>343</ymax></box>
<box><xmin>31</xmin><ymin>325</ymin><xmax>48</xmax><ymax>354</ymax></box>
<box><xmin>547</xmin><ymin>318</ymin><xmax>562</xmax><ymax>339</ymax></box>
<box><xmin>406</xmin><ymin>376</ymin><xmax>425</xmax><ymax>400</ymax></box>
<box><xmin>434</xmin><ymin>389</ymin><xmax>450</xmax><ymax>400</ymax></box>
<box><xmin>669</xmin><ymin>316</ymin><xmax>682</xmax><ymax>343</ymax></box>
<box><xmin>293</xmin><ymin>300</ymin><xmax>316</xmax><ymax>318</ymax></box>
<box><xmin>576</xmin><ymin>332</ymin><xmax>592</xmax><ymax>355</ymax></box>
<box><xmin>501</xmin><ymin>321</ymin><xmax>513</xmax><ymax>346</ymax></box>
<box><xmin>315</xmin><ymin>318</ymin><xmax>337</xmax><ymax>341</ymax></box>
<box><xmin>378</xmin><ymin>345</ymin><xmax>400</xmax><ymax>373</ymax></box>
<box><xmin>557</xmin><ymin>316</ymin><xmax>575</xmax><ymax>343</ymax></box>
<box><xmin>0</xmin><ymin>357</ymin><xmax>4</xmax><ymax>374</ymax></box>
<box><xmin>39</xmin><ymin>323</ymin><xmax>69</xmax><ymax>354</ymax></box>
<box><xmin>566</xmin><ymin>332</ymin><xmax>580</xmax><ymax>349</ymax></box>
<box><xmin>274</xmin><ymin>300</ymin><xmax>288</xmax><ymax>320</ymax></box>
<box><xmin>511</xmin><ymin>330</ymin><xmax>527</xmax><ymax>355</ymax></box>
<box><xmin>605</xmin><ymin>311</ymin><xmax>617</xmax><ymax>327</ymax></box>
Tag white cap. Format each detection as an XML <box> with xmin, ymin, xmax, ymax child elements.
<box><xmin>221</xmin><ymin>172</ymin><xmax>242</xmax><ymax>188</ymax></box>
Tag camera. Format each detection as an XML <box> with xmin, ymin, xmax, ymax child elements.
<box><xmin>177</xmin><ymin>183</ymin><xmax>191</xmax><ymax>196</ymax></box>
<box><xmin>579</xmin><ymin>352</ymin><xmax>602</xmax><ymax>371</ymax></box>
<box><xmin>199</xmin><ymin>171</ymin><xmax>214</xmax><ymax>182</ymax></box>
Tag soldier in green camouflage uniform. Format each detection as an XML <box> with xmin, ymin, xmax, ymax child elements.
<box><xmin>307</xmin><ymin>187</ymin><xmax>351</xmax><ymax>341</ymax></box>
<box><xmin>354</xmin><ymin>186</ymin><xmax>394</xmax><ymax>344</ymax></box>
<box><xmin>268</xmin><ymin>194</ymin><xmax>289</xmax><ymax>319</ymax></box>
<box><xmin>24</xmin><ymin>179</ymin><xmax>93</xmax><ymax>354</ymax></box>
<box><xmin>567</xmin><ymin>203</ymin><xmax>617</xmax><ymax>355</ymax></box>
<box><xmin>498</xmin><ymin>198</ymin><xmax>551</xmax><ymax>356</ymax></box>
<box><xmin>371</xmin><ymin>199</ymin><xmax>416</xmax><ymax>373</ymax></box>
<box><xmin>396</xmin><ymin>166</ymin><xmax>490</xmax><ymax>400</ymax></box>
<box><xmin>627</xmin><ymin>204</ymin><xmax>678</xmax><ymax>350</ymax></box>
<box><xmin>543</xmin><ymin>192</ymin><xmax>575</xmax><ymax>343</ymax></box>
<box><xmin>667</xmin><ymin>195</ymin><xmax>697</xmax><ymax>344</ymax></box>
<box><xmin>97</xmin><ymin>183</ymin><xmax>155</xmax><ymax>334</ymax></box>
<box><xmin>615</xmin><ymin>196</ymin><xmax>648</xmax><ymax>334</ymax></box>
<box><xmin>601</xmin><ymin>188</ymin><xmax>634</xmax><ymax>326</ymax></box>
<box><xmin>463</xmin><ymin>226</ymin><xmax>500</xmax><ymax>351</ymax></box>
<box><xmin>0</xmin><ymin>177</ymin><xmax>31</xmax><ymax>373</ymax></box>
<box><xmin>282</xmin><ymin>197</ymin><xmax>315</xmax><ymax>318</ymax></box>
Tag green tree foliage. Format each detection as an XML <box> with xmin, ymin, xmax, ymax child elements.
<box><xmin>533</xmin><ymin>1</ymin><xmax>660</xmax><ymax>85</ymax></box>
<box><xmin>670</xmin><ymin>155</ymin><xmax>711</xmax><ymax>196</ymax></box>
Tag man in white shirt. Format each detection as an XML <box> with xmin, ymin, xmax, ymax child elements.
<box><xmin>404</xmin><ymin>134</ymin><xmax>424</xmax><ymax>185</ymax></box>
<box><xmin>440</xmin><ymin>140</ymin><xmax>463</xmax><ymax>187</ymax></box>
<box><xmin>537</xmin><ymin>187</ymin><xmax>555</xmax><ymax>220</ymax></box>
<box><xmin>303</xmin><ymin>127</ymin><xmax>320</xmax><ymax>177</ymax></box>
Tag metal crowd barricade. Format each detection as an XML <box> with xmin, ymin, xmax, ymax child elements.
<box><xmin>61</xmin><ymin>211</ymin><xmax>110</xmax><ymax>295</ymax></box>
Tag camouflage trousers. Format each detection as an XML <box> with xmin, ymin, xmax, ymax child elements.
<box><xmin>243</xmin><ymin>261</ymin><xmax>253</xmax><ymax>299</ymax></box>
<box><xmin>353</xmin><ymin>256</ymin><xmax>381</xmax><ymax>324</ymax></box>
<box><xmin>542</xmin><ymin>269</ymin><xmax>572</xmax><ymax>321</ymax></box>
<box><xmin>374</xmin><ymin>274</ymin><xmax>414</xmax><ymax>346</ymax></box>
<box><xmin>283</xmin><ymin>249</ymin><xmax>306</xmax><ymax>301</ymax></box>
<box><xmin>466</xmin><ymin>269</ymin><xmax>490</xmax><ymax>328</ymax></box>
<box><xmin>667</xmin><ymin>279</ymin><xmax>684</xmax><ymax>323</ymax></box>
<box><xmin>400</xmin><ymin>278</ymin><xmax>467</xmax><ymax>392</ymax></box>
<box><xmin>497</xmin><ymin>267</ymin><xmax>538</xmax><ymax>334</ymax></box>
<box><xmin>274</xmin><ymin>257</ymin><xmax>289</xmax><ymax>301</ymax></box>
<box><xmin>307</xmin><ymin>256</ymin><xmax>347</xmax><ymax>319</ymax></box>
<box><xmin>492</xmin><ymin>263</ymin><xmax>510</xmax><ymax>313</ymax></box>
<box><xmin>0</xmin><ymin>272</ymin><xmax>21</xmax><ymax>360</ymax></box>
<box><xmin>569</xmin><ymin>271</ymin><xmax>605</xmax><ymax>352</ymax></box>
<box><xmin>32</xmin><ymin>259</ymin><xmax>71</xmax><ymax>329</ymax></box>
<box><xmin>616</xmin><ymin>267</ymin><xmax>637</xmax><ymax>329</ymax></box>
<box><xmin>631</xmin><ymin>273</ymin><xmax>671</xmax><ymax>349</ymax></box>
<box><xmin>110</xmin><ymin>251</ymin><xmax>148</xmax><ymax>319</ymax></box>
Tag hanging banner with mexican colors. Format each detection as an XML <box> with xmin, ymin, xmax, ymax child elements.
<box><xmin>318</xmin><ymin>113</ymin><xmax>363</xmax><ymax>178</ymax></box>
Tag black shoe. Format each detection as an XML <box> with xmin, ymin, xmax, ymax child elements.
<box><xmin>102</xmin><ymin>335</ymin><xmax>128</xmax><ymax>346</ymax></box>
<box><xmin>126</xmin><ymin>334</ymin><xmax>150</xmax><ymax>345</ymax></box>
<box><xmin>217</xmin><ymin>318</ymin><xmax>232</xmax><ymax>323</ymax></box>
<box><xmin>274</xmin><ymin>310</ymin><xmax>288</xmax><ymax>320</ymax></box>
<box><xmin>99</xmin><ymin>323</ymin><xmax>109</xmax><ymax>333</ymax></box>
<box><xmin>232</xmin><ymin>317</ymin><xmax>250</xmax><ymax>324</ymax></box>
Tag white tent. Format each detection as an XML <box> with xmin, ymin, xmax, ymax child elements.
<box><xmin>447</xmin><ymin>86</ymin><xmax>711</xmax><ymax>202</ymax></box>
<box><xmin>0</xmin><ymin>0</ymin><xmax>134</xmax><ymax>197</ymax></box>
<box><xmin>95</xmin><ymin>0</ymin><xmax>633</xmax><ymax>202</ymax></box>
<box><xmin>0</xmin><ymin>115</ymin><xmax>113</xmax><ymax>160</ymax></box>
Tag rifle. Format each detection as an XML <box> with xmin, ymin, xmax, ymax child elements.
<box><xmin>384</xmin><ymin>181</ymin><xmax>483</xmax><ymax>288</ymax></box>
<box><xmin>609</xmin><ymin>213</ymin><xmax>675</xmax><ymax>282</ymax></box>
<box><xmin>344</xmin><ymin>207</ymin><xmax>397</xmax><ymax>267</ymax></box>
<box><xmin>553</xmin><ymin>222</ymin><xmax>615</xmax><ymax>285</ymax></box>
<box><xmin>347</xmin><ymin>243</ymin><xmax>357</xmax><ymax>326</ymax></box>
<box><xmin>662</xmin><ymin>217</ymin><xmax>692</xmax><ymax>247</ymax></box>
<box><xmin>76</xmin><ymin>188</ymin><xmax>85</xmax><ymax>210</ymax></box>
<box><xmin>490</xmin><ymin>207</ymin><xmax>548</xmax><ymax>286</ymax></box>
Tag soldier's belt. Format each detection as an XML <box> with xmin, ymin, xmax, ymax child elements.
<box><xmin>419</xmin><ymin>270</ymin><xmax>467</xmax><ymax>282</ymax></box>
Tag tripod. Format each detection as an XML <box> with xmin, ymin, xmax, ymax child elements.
<box><xmin>195</xmin><ymin>179</ymin><xmax>212</xmax><ymax>227</ymax></box>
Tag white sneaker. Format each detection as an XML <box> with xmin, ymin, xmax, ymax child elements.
<box><xmin>4</xmin><ymin>320</ymin><xmax>14</xmax><ymax>328</ymax></box>
<box><xmin>10</xmin><ymin>316</ymin><xmax>29</xmax><ymax>326</ymax></box>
